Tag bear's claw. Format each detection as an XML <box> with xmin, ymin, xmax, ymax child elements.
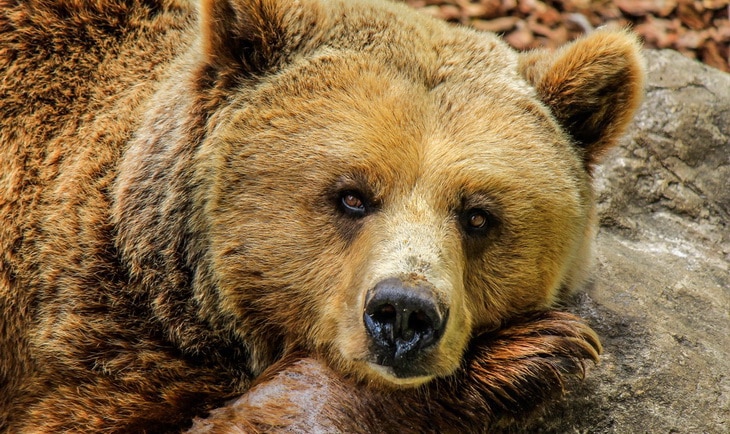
<box><xmin>433</xmin><ymin>310</ymin><xmax>602</xmax><ymax>422</ymax></box>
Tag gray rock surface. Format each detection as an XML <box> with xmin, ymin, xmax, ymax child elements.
<box><xmin>519</xmin><ymin>49</ymin><xmax>729</xmax><ymax>433</ymax></box>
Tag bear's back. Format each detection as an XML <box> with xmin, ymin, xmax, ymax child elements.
<box><xmin>0</xmin><ymin>0</ymin><xmax>193</xmax><ymax>211</ymax></box>
<box><xmin>0</xmin><ymin>1</ymin><xmax>195</xmax><ymax>427</ymax></box>
<box><xmin>0</xmin><ymin>1</ymin><xmax>194</xmax><ymax>293</ymax></box>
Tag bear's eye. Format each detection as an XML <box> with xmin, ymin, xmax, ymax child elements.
<box><xmin>463</xmin><ymin>208</ymin><xmax>492</xmax><ymax>233</ymax></box>
<box><xmin>339</xmin><ymin>191</ymin><xmax>367</xmax><ymax>217</ymax></box>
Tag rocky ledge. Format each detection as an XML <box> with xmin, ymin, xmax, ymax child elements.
<box><xmin>518</xmin><ymin>49</ymin><xmax>729</xmax><ymax>433</ymax></box>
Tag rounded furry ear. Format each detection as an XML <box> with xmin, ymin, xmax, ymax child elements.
<box><xmin>199</xmin><ymin>0</ymin><xmax>319</xmax><ymax>79</ymax></box>
<box><xmin>519</xmin><ymin>28</ymin><xmax>645</xmax><ymax>168</ymax></box>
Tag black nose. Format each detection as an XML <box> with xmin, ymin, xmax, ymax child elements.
<box><xmin>363</xmin><ymin>278</ymin><xmax>448</xmax><ymax>368</ymax></box>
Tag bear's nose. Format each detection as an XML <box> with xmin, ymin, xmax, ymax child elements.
<box><xmin>363</xmin><ymin>278</ymin><xmax>448</xmax><ymax>370</ymax></box>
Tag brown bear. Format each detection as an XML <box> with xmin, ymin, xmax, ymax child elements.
<box><xmin>0</xmin><ymin>0</ymin><xmax>644</xmax><ymax>432</ymax></box>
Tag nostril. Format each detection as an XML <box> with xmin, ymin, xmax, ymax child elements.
<box><xmin>408</xmin><ymin>310</ymin><xmax>433</xmax><ymax>335</ymax></box>
<box><xmin>401</xmin><ymin>310</ymin><xmax>432</xmax><ymax>343</ymax></box>
<box><xmin>371</xmin><ymin>303</ymin><xmax>396</xmax><ymax>322</ymax></box>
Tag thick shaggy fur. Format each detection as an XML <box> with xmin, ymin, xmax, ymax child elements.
<box><xmin>1</xmin><ymin>0</ymin><xmax>643</xmax><ymax>432</ymax></box>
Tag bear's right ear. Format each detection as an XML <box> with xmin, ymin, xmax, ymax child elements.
<box><xmin>199</xmin><ymin>0</ymin><xmax>320</xmax><ymax>80</ymax></box>
<box><xmin>519</xmin><ymin>28</ymin><xmax>645</xmax><ymax>169</ymax></box>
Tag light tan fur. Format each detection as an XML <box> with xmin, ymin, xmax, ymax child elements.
<box><xmin>1</xmin><ymin>0</ymin><xmax>644</xmax><ymax>431</ymax></box>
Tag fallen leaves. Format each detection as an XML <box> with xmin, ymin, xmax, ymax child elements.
<box><xmin>405</xmin><ymin>0</ymin><xmax>730</xmax><ymax>72</ymax></box>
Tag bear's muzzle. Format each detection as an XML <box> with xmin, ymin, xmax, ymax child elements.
<box><xmin>363</xmin><ymin>277</ymin><xmax>449</xmax><ymax>378</ymax></box>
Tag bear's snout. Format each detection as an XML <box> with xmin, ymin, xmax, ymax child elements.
<box><xmin>363</xmin><ymin>277</ymin><xmax>448</xmax><ymax>377</ymax></box>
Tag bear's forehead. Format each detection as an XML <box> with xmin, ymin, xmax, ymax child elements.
<box><xmin>223</xmin><ymin>65</ymin><xmax>581</xmax><ymax>214</ymax></box>
<box><xmin>229</xmin><ymin>48</ymin><xmax>573</xmax><ymax>177</ymax></box>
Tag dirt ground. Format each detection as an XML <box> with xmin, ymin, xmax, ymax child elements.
<box><xmin>405</xmin><ymin>0</ymin><xmax>730</xmax><ymax>72</ymax></box>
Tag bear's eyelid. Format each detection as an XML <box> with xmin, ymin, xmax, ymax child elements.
<box><xmin>460</xmin><ymin>192</ymin><xmax>498</xmax><ymax>213</ymax></box>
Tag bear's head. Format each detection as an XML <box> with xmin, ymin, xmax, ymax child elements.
<box><xmin>115</xmin><ymin>0</ymin><xmax>644</xmax><ymax>387</ymax></box>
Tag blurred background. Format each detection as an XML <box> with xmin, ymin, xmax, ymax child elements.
<box><xmin>404</xmin><ymin>0</ymin><xmax>730</xmax><ymax>72</ymax></box>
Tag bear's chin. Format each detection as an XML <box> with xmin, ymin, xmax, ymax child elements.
<box><xmin>365</xmin><ymin>362</ymin><xmax>435</xmax><ymax>387</ymax></box>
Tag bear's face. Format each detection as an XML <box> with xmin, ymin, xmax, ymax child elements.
<box><xmin>197</xmin><ymin>0</ymin><xmax>644</xmax><ymax>383</ymax></box>
<box><xmin>205</xmin><ymin>48</ymin><xmax>595</xmax><ymax>384</ymax></box>
<box><xmin>117</xmin><ymin>0</ymin><xmax>643</xmax><ymax>387</ymax></box>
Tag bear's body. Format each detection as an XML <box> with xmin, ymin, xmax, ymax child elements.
<box><xmin>0</xmin><ymin>0</ymin><xmax>643</xmax><ymax>431</ymax></box>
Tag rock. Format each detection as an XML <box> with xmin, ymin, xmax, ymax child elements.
<box><xmin>512</xmin><ymin>49</ymin><xmax>729</xmax><ymax>433</ymax></box>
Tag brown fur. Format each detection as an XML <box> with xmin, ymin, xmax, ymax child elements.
<box><xmin>0</xmin><ymin>0</ymin><xmax>643</xmax><ymax>432</ymax></box>
<box><xmin>188</xmin><ymin>311</ymin><xmax>601</xmax><ymax>434</ymax></box>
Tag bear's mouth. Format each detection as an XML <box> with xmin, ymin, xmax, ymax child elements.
<box><xmin>364</xmin><ymin>337</ymin><xmax>439</xmax><ymax>381</ymax></box>
<box><xmin>360</xmin><ymin>340</ymin><xmax>447</xmax><ymax>385</ymax></box>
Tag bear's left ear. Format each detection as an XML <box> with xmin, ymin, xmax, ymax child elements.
<box><xmin>519</xmin><ymin>28</ymin><xmax>645</xmax><ymax>168</ymax></box>
<box><xmin>199</xmin><ymin>0</ymin><xmax>322</xmax><ymax>82</ymax></box>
